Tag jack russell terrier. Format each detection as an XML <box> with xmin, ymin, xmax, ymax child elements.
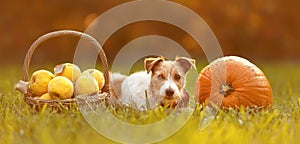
<box><xmin>110</xmin><ymin>57</ymin><xmax>195</xmax><ymax>110</ymax></box>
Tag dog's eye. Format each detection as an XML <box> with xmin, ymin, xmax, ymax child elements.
<box><xmin>157</xmin><ymin>74</ymin><xmax>165</xmax><ymax>80</ymax></box>
<box><xmin>174</xmin><ymin>74</ymin><xmax>181</xmax><ymax>80</ymax></box>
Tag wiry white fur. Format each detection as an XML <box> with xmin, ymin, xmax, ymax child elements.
<box><xmin>118</xmin><ymin>57</ymin><xmax>195</xmax><ymax>110</ymax></box>
<box><xmin>120</xmin><ymin>71</ymin><xmax>182</xmax><ymax>110</ymax></box>
<box><xmin>159</xmin><ymin>74</ymin><xmax>181</xmax><ymax>99</ymax></box>
<box><xmin>112</xmin><ymin>73</ymin><xmax>126</xmax><ymax>80</ymax></box>
<box><xmin>120</xmin><ymin>71</ymin><xmax>153</xmax><ymax>110</ymax></box>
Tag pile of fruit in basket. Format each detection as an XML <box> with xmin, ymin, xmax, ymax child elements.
<box><xmin>17</xmin><ymin>63</ymin><xmax>105</xmax><ymax>100</ymax></box>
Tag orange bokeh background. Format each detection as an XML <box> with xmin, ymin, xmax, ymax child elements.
<box><xmin>0</xmin><ymin>0</ymin><xmax>299</xmax><ymax>67</ymax></box>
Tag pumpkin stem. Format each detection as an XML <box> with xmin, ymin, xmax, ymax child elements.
<box><xmin>220</xmin><ymin>83</ymin><xmax>234</xmax><ymax>96</ymax></box>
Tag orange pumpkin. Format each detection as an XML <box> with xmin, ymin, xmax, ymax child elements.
<box><xmin>194</xmin><ymin>56</ymin><xmax>272</xmax><ymax>108</ymax></box>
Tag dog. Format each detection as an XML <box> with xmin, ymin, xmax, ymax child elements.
<box><xmin>110</xmin><ymin>57</ymin><xmax>195</xmax><ymax>110</ymax></box>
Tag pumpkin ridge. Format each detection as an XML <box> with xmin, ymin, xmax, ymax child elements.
<box><xmin>232</xmin><ymin>75</ymin><xmax>269</xmax><ymax>89</ymax></box>
<box><xmin>228</xmin><ymin>66</ymin><xmax>249</xmax><ymax>81</ymax></box>
<box><xmin>237</xmin><ymin>94</ymin><xmax>242</xmax><ymax>106</ymax></box>
<box><xmin>235</xmin><ymin>93</ymin><xmax>256</xmax><ymax>106</ymax></box>
<box><xmin>233</xmin><ymin>73</ymin><xmax>264</xmax><ymax>85</ymax></box>
<box><xmin>199</xmin><ymin>73</ymin><xmax>212</xmax><ymax>81</ymax></box>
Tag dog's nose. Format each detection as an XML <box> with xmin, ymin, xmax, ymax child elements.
<box><xmin>166</xmin><ymin>88</ymin><xmax>174</xmax><ymax>97</ymax></box>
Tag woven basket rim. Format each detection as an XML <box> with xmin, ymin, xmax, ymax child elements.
<box><xmin>24</xmin><ymin>93</ymin><xmax>109</xmax><ymax>107</ymax></box>
<box><xmin>20</xmin><ymin>30</ymin><xmax>110</xmax><ymax>108</ymax></box>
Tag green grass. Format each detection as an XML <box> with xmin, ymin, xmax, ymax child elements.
<box><xmin>1</xmin><ymin>63</ymin><xmax>300</xmax><ymax>144</ymax></box>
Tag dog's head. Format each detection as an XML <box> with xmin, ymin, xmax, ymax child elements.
<box><xmin>145</xmin><ymin>57</ymin><xmax>195</xmax><ymax>107</ymax></box>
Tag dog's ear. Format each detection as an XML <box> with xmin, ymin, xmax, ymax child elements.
<box><xmin>144</xmin><ymin>57</ymin><xmax>164</xmax><ymax>74</ymax></box>
<box><xmin>175</xmin><ymin>57</ymin><xmax>196</xmax><ymax>73</ymax></box>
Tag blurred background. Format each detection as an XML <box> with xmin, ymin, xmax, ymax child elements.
<box><xmin>0</xmin><ymin>0</ymin><xmax>299</xmax><ymax>68</ymax></box>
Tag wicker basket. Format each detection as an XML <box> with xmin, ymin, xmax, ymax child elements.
<box><xmin>17</xmin><ymin>30</ymin><xmax>110</xmax><ymax>110</ymax></box>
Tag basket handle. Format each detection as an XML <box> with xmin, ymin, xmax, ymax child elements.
<box><xmin>23</xmin><ymin>30</ymin><xmax>110</xmax><ymax>93</ymax></box>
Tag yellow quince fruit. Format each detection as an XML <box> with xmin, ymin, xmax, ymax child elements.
<box><xmin>28</xmin><ymin>70</ymin><xmax>54</xmax><ymax>96</ymax></box>
<box><xmin>82</xmin><ymin>69</ymin><xmax>105</xmax><ymax>90</ymax></box>
<box><xmin>39</xmin><ymin>93</ymin><xmax>52</xmax><ymax>100</ymax></box>
<box><xmin>54</xmin><ymin>63</ymin><xmax>81</xmax><ymax>82</ymax></box>
<box><xmin>74</xmin><ymin>74</ymin><xmax>99</xmax><ymax>96</ymax></box>
<box><xmin>48</xmin><ymin>76</ymin><xmax>74</xmax><ymax>100</ymax></box>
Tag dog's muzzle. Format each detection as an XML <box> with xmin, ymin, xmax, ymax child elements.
<box><xmin>160</xmin><ymin>89</ymin><xmax>189</xmax><ymax>108</ymax></box>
